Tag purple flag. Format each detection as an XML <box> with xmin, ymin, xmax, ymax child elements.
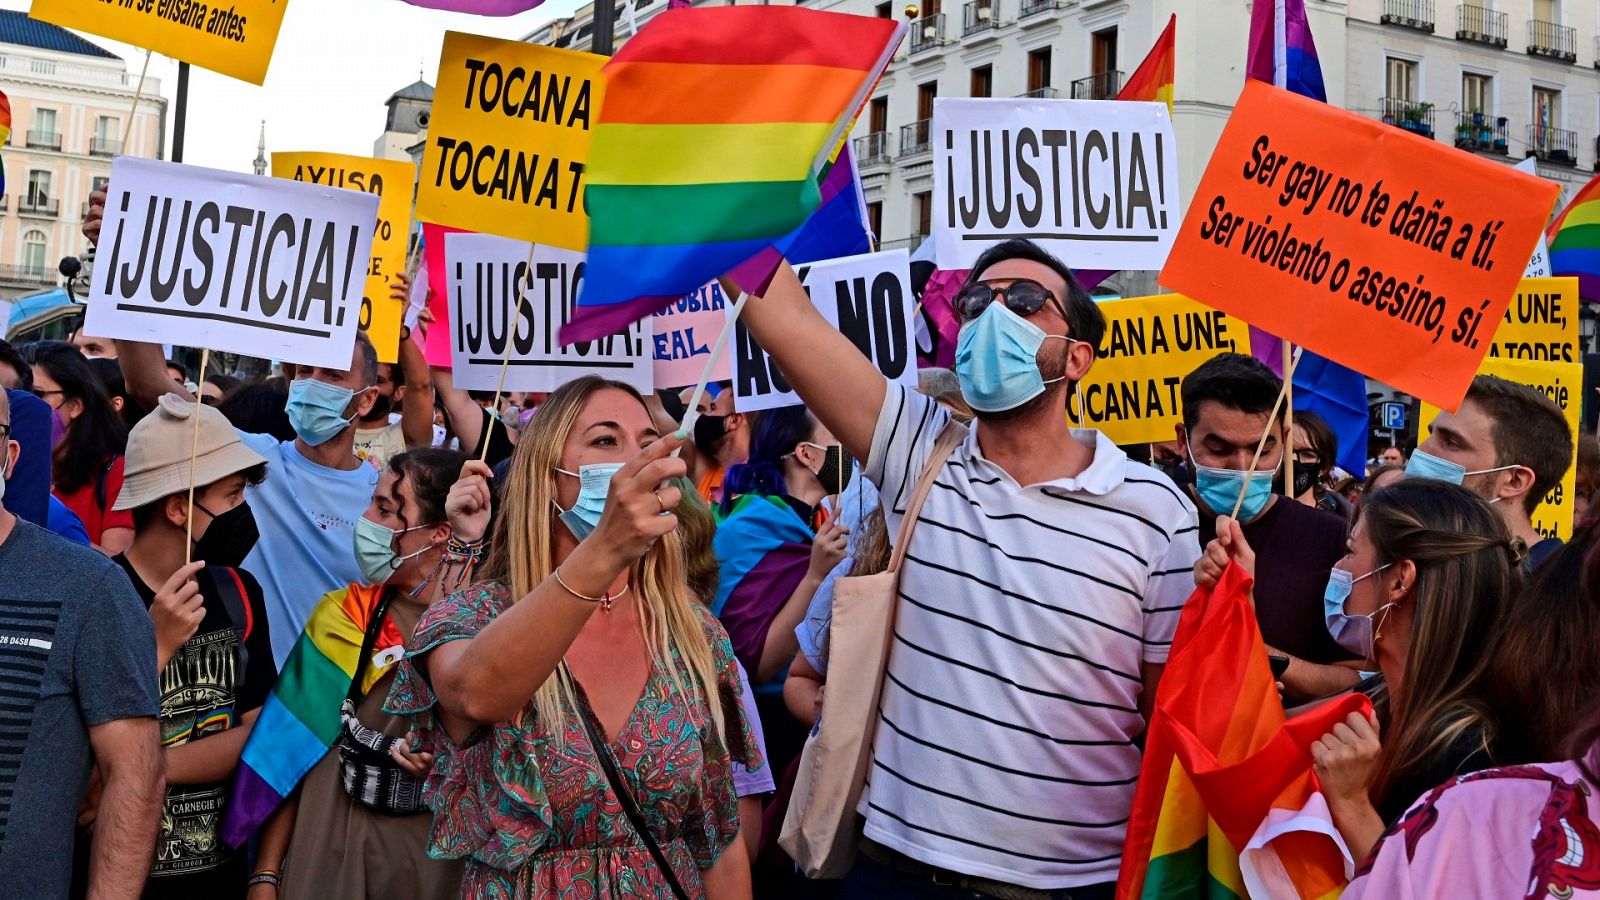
<box><xmin>398</xmin><ymin>0</ymin><xmax>545</xmax><ymax>14</ymax></box>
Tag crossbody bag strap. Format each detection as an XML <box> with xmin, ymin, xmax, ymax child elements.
<box><xmin>884</xmin><ymin>421</ymin><xmax>968</xmax><ymax>575</ymax></box>
<box><xmin>573</xmin><ymin>683</ymin><xmax>692</xmax><ymax>900</ymax></box>
<box><xmin>347</xmin><ymin>591</ymin><xmax>395</xmax><ymax>705</ymax></box>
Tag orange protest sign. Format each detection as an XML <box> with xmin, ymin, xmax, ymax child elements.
<box><xmin>1160</xmin><ymin>80</ymin><xmax>1559</xmax><ymax>412</ymax></box>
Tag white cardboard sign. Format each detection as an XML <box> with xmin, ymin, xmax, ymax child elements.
<box><xmin>932</xmin><ymin>98</ymin><xmax>1180</xmax><ymax>271</ymax></box>
<box><xmin>731</xmin><ymin>249</ymin><xmax>916</xmax><ymax>412</ymax></box>
<box><xmin>445</xmin><ymin>233</ymin><xmax>651</xmax><ymax>393</ymax></box>
<box><xmin>86</xmin><ymin>157</ymin><xmax>378</xmax><ymax>369</ymax></box>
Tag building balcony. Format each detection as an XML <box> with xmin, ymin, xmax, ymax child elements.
<box><xmin>1529</xmin><ymin>125</ymin><xmax>1578</xmax><ymax>166</ymax></box>
<box><xmin>878</xmin><ymin>234</ymin><xmax>927</xmax><ymax>252</ymax></box>
<box><xmin>900</xmin><ymin>119</ymin><xmax>932</xmax><ymax>157</ymax></box>
<box><xmin>1381</xmin><ymin>0</ymin><xmax>1434</xmax><ymax>32</ymax></box>
<box><xmin>1017</xmin><ymin>86</ymin><xmax>1058</xmax><ymax>99</ymax></box>
<box><xmin>1456</xmin><ymin>4</ymin><xmax>1507</xmax><ymax>48</ymax></box>
<box><xmin>1018</xmin><ymin>0</ymin><xmax>1059</xmax><ymax>19</ymax></box>
<box><xmin>1379</xmin><ymin>98</ymin><xmax>1436</xmax><ymax>140</ymax></box>
<box><xmin>1527</xmin><ymin>19</ymin><xmax>1576</xmax><ymax>62</ymax></box>
<box><xmin>909</xmin><ymin>14</ymin><xmax>945</xmax><ymax>55</ymax></box>
<box><xmin>1071</xmin><ymin>70</ymin><xmax>1122</xmax><ymax>100</ymax></box>
<box><xmin>0</xmin><ymin>264</ymin><xmax>54</xmax><ymax>286</ymax></box>
<box><xmin>25</xmin><ymin>130</ymin><xmax>61</xmax><ymax>151</ymax></box>
<box><xmin>18</xmin><ymin>197</ymin><xmax>60</xmax><ymax>217</ymax></box>
<box><xmin>854</xmin><ymin>132</ymin><xmax>893</xmax><ymax>168</ymax></box>
<box><xmin>1453</xmin><ymin>112</ymin><xmax>1509</xmax><ymax>154</ymax></box>
<box><xmin>89</xmin><ymin>137</ymin><xmax>121</xmax><ymax>157</ymax></box>
<box><xmin>963</xmin><ymin>0</ymin><xmax>1000</xmax><ymax>36</ymax></box>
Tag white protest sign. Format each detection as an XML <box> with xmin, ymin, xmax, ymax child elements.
<box><xmin>86</xmin><ymin>157</ymin><xmax>378</xmax><ymax>369</ymax></box>
<box><xmin>445</xmin><ymin>233</ymin><xmax>651</xmax><ymax>392</ymax></box>
<box><xmin>731</xmin><ymin>249</ymin><xmax>916</xmax><ymax>413</ymax></box>
<box><xmin>932</xmin><ymin>98</ymin><xmax>1180</xmax><ymax>271</ymax></box>
<box><xmin>1515</xmin><ymin>157</ymin><xmax>1552</xmax><ymax>277</ymax></box>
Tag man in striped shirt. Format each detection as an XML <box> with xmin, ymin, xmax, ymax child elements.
<box><xmin>741</xmin><ymin>239</ymin><xmax>1200</xmax><ymax>897</ymax></box>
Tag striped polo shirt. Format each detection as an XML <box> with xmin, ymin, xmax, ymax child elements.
<box><xmin>861</xmin><ymin>385</ymin><xmax>1200</xmax><ymax>889</ymax></box>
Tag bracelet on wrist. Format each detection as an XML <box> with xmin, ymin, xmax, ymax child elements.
<box><xmin>248</xmin><ymin>870</ymin><xmax>280</xmax><ymax>887</ymax></box>
<box><xmin>553</xmin><ymin>566</ymin><xmax>629</xmax><ymax>613</ymax></box>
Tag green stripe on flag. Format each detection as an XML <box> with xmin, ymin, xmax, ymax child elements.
<box><xmin>1140</xmin><ymin>838</ymin><xmax>1244</xmax><ymax>900</ymax></box>
<box><xmin>1550</xmin><ymin>222</ymin><xmax>1600</xmax><ymax>251</ymax></box>
<box><xmin>586</xmin><ymin>179</ymin><xmax>821</xmax><ymax>247</ymax></box>
<box><xmin>273</xmin><ymin>634</ymin><xmax>358</xmax><ymax>747</ymax></box>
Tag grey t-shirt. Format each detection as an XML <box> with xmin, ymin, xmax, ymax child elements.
<box><xmin>0</xmin><ymin>519</ymin><xmax>159</xmax><ymax>900</ymax></box>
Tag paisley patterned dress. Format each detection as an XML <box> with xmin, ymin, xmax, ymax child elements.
<box><xmin>385</xmin><ymin>584</ymin><xmax>762</xmax><ymax>899</ymax></box>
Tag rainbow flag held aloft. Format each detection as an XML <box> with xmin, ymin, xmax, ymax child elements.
<box><xmin>561</xmin><ymin>6</ymin><xmax>903</xmax><ymax>344</ymax></box>
<box><xmin>1074</xmin><ymin>17</ymin><xmax>1175</xmax><ymax>292</ymax></box>
<box><xmin>398</xmin><ymin>0</ymin><xmax>545</xmax><ymax>14</ymax></box>
<box><xmin>725</xmin><ymin>143</ymin><xmax>874</xmax><ymax>298</ymax></box>
<box><xmin>1548</xmin><ymin>173</ymin><xmax>1600</xmax><ymax>303</ymax></box>
<box><xmin>222</xmin><ymin>584</ymin><xmax>402</xmax><ymax>847</ymax></box>
<box><xmin>0</xmin><ymin>90</ymin><xmax>10</xmax><ymax>199</ymax></box>
<box><xmin>1116</xmin><ymin>563</ymin><xmax>1366</xmax><ymax>900</ymax></box>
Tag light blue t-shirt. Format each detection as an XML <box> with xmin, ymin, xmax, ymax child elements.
<box><xmin>239</xmin><ymin>431</ymin><xmax>379</xmax><ymax>667</ymax></box>
<box><xmin>795</xmin><ymin>472</ymin><xmax>880</xmax><ymax>676</ymax></box>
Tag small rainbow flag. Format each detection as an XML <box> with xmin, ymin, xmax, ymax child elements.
<box><xmin>1548</xmin><ymin>173</ymin><xmax>1600</xmax><ymax>303</ymax></box>
<box><xmin>1117</xmin><ymin>563</ymin><xmax>1365</xmax><ymax>900</ymax></box>
<box><xmin>562</xmin><ymin>6</ymin><xmax>903</xmax><ymax>344</ymax></box>
<box><xmin>221</xmin><ymin>584</ymin><xmax>402</xmax><ymax>847</ymax></box>
<box><xmin>0</xmin><ymin>90</ymin><xmax>11</xmax><ymax>199</ymax></box>
<box><xmin>1119</xmin><ymin>15</ymin><xmax>1175</xmax><ymax>112</ymax></box>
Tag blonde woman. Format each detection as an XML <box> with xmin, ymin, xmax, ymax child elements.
<box><xmin>387</xmin><ymin>377</ymin><xmax>759</xmax><ymax>899</ymax></box>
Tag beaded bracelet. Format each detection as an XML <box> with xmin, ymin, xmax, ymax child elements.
<box><xmin>248</xmin><ymin>870</ymin><xmax>280</xmax><ymax>888</ymax></box>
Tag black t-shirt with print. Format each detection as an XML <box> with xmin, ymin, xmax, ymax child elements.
<box><xmin>109</xmin><ymin>556</ymin><xmax>275</xmax><ymax>900</ymax></box>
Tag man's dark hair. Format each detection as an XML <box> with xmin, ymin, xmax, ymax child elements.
<box><xmin>962</xmin><ymin>239</ymin><xmax>1106</xmax><ymax>349</ymax></box>
<box><xmin>1465</xmin><ymin>374</ymin><xmax>1573</xmax><ymax>516</ymax></box>
<box><xmin>1181</xmin><ymin>352</ymin><xmax>1283</xmax><ymax>430</ymax></box>
<box><xmin>353</xmin><ymin>330</ymin><xmax>380</xmax><ymax>388</ymax></box>
<box><xmin>0</xmin><ymin>340</ymin><xmax>31</xmax><ymax>390</ymax></box>
<box><xmin>1294</xmin><ymin>409</ymin><xmax>1339</xmax><ymax>476</ymax></box>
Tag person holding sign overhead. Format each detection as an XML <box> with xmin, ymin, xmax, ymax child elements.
<box><xmin>731</xmin><ymin>239</ymin><xmax>1200</xmax><ymax>897</ymax></box>
<box><xmin>1179</xmin><ymin>354</ymin><xmax>1360</xmax><ymax>703</ymax></box>
<box><xmin>1409</xmin><ymin>375</ymin><xmax>1574</xmax><ymax>571</ymax></box>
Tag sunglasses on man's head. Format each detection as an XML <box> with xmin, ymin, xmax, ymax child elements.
<box><xmin>953</xmin><ymin>279</ymin><xmax>1064</xmax><ymax>322</ymax></box>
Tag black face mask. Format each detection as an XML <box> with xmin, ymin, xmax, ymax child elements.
<box><xmin>815</xmin><ymin>445</ymin><xmax>853</xmax><ymax>496</ymax></box>
<box><xmin>694</xmin><ymin>414</ymin><xmax>728</xmax><ymax>456</ymax></box>
<box><xmin>1155</xmin><ymin>457</ymin><xmax>1192</xmax><ymax>487</ymax></box>
<box><xmin>1292</xmin><ymin>466</ymin><xmax>1319</xmax><ymax>498</ymax></box>
<box><xmin>193</xmin><ymin>500</ymin><xmax>261</xmax><ymax>569</ymax></box>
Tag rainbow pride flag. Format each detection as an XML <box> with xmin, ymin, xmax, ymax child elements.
<box><xmin>1548</xmin><ymin>172</ymin><xmax>1600</xmax><ymax>303</ymax></box>
<box><xmin>712</xmin><ymin>494</ymin><xmax>813</xmax><ymax>686</ymax></box>
<box><xmin>222</xmin><ymin>583</ymin><xmax>401</xmax><ymax>847</ymax></box>
<box><xmin>1117</xmin><ymin>563</ymin><xmax>1366</xmax><ymax>900</ymax></box>
<box><xmin>562</xmin><ymin>6</ymin><xmax>903</xmax><ymax>344</ymax></box>
<box><xmin>1120</xmin><ymin>15</ymin><xmax>1175</xmax><ymax>112</ymax></box>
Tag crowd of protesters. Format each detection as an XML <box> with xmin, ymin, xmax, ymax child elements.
<box><xmin>2</xmin><ymin>214</ymin><xmax>1598</xmax><ymax>900</ymax></box>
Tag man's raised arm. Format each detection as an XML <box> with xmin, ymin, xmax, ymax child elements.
<box><xmin>84</xmin><ymin>189</ymin><xmax>191</xmax><ymax>407</ymax></box>
<box><xmin>729</xmin><ymin>262</ymin><xmax>887</xmax><ymax>464</ymax></box>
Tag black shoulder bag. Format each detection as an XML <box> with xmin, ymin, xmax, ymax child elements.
<box><xmin>574</xmin><ymin>688</ymin><xmax>692</xmax><ymax>900</ymax></box>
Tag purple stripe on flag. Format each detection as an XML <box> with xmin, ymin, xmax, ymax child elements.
<box><xmin>220</xmin><ymin>765</ymin><xmax>279</xmax><ymax>848</ymax></box>
<box><xmin>399</xmin><ymin>0</ymin><xmax>546</xmax><ymax>14</ymax></box>
<box><xmin>564</xmin><ymin>293</ymin><xmax>684</xmax><ymax>344</ymax></box>
<box><xmin>717</xmin><ymin>544</ymin><xmax>812</xmax><ymax>675</ymax></box>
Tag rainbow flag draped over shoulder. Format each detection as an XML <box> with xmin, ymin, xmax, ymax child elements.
<box><xmin>711</xmin><ymin>494</ymin><xmax>813</xmax><ymax>680</ymax></box>
<box><xmin>1117</xmin><ymin>563</ymin><xmax>1367</xmax><ymax>900</ymax></box>
<box><xmin>222</xmin><ymin>583</ymin><xmax>402</xmax><ymax>847</ymax></box>
<box><xmin>562</xmin><ymin>6</ymin><xmax>903</xmax><ymax>344</ymax></box>
<box><xmin>1548</xmin><ymin>173</ymin><xmax>1600</xmax><ymax>303</ymax></box>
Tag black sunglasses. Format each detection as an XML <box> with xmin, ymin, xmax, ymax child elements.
<box><xmin>954</xmin><ymin>279</ymin><xmax>1065</xmax><ymax>322</ymax></box>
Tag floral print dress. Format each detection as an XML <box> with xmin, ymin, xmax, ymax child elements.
<box><xmin>385</xmin><ymin>584</ymin><xmax>762</xmax><ymax>899</ymax></box>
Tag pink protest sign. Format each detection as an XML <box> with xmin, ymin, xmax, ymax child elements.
<box><xmin>652</xmin><ymin>283</ymin><xmax>734</xmax><ymax>389</ymax></box>
<box><xmin>422</xmin><ymin>222</ymin><xmax>467</xmax><ymax>368</ymax></box>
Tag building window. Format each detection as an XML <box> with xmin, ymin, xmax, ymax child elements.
<box><xmin>1461</xmin><ymin>73</ymin><xmax>1491</xmax><ymax>114</ymax></box>
<box><xmin>1091</xmin><ymin>27</ymin><xmax>1118</xmax><ymax>77</ymax></box>
<box><xmin>26</xmin><ymin>170</ymin><xmax>51</xmax><ymax>206</ymax></box>
<box><xmin>869</xmin><ymin>96</ymin><xmax>888</xmax><ymax>134</ymax></box>
<box><xmin>875</xmin><ymin>1</ymin><xmax>891</xmax><ymax>16</ymax></box>
<box><xmin>32</xmin><ymin>108</ymin><xmax>56</xmax><ymax>137</ymax></box>
<box><xmin>1533</xmin><ymin>86</ymin><xmax>1561</xmax><ymax>130</ymax></box>
<box><xmin>866</xmin><ymin>201</ymin><xmax>883</xmax><ymax>242</ymax></box>
<box><xmin>21</xmin><ymin>230</ymin><xmax>46</xmax><ymax>274</ymax></box>
<box><xmin>913</xmin><ymin>191</ymin><xmax>932</xmax><ymax>239</ymax></box>
<box><xmin>970</xmin><ymin>65</ymin><xmax>993</xmax><ymax>98</ymax></box>
<box><xmin>1027</xmin><ymin>47</ymin><xmax>1052</xmax><ymax>95</ymax></box>
<box><xmin>1533</xmin><ymin>0</ymin><xmax>1556</xmax><ymax>23</ymax></box>
<box><xmin>1385</xmin><ymin>57</ymin><xmax>1417</xmax><ymax>102</ymax></box>
<box><xmin>917</xmin><ymin>81</ymin><xmax>937</xmax><ymax>120</ymax></box>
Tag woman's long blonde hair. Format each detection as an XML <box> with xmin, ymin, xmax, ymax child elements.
<box><xmin>478</xmin><ymin>377</ymin><xmax>725</xmax><ymax>746</ymax></box>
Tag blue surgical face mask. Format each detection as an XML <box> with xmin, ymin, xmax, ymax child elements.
<box><xmin>353</xmin><ymin>516</ymin><xmax>436</xmax><ymax>584</ymax></box>
<box><xmin>554</xmin><ymin>462</ymin><xmax>624</xmax><ymax>540</ymax></box>
<box><xmin>1186</xmin><ymin>438</ymin><xmax>1278</xmax><ymax>522</ymax></box>
<box><xmin>955</xmin><ymin>301</ymin><xmax>1073</xmax><ymax>413</ymax></box>
<box><xmin>1405</xmin><ymin>447</ymin><xmax>1520</xmax><ymax>487</ymax></box>
<box><xmin>286</xmin><ymin>378</ymin><xmax>362</xmax><ymax>446</ymax></box>
<box><xmin>1323</xmin><ymin>563</ymin><xmax>1395</xmax><ymax>659</ymax></box>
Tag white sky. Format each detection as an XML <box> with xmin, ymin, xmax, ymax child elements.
<box><xmin>1</xmin><ymin>0</ymin><xmax>589</xmax><ymax>171</ymax></box>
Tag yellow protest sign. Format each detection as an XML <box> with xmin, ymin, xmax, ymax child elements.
<box><xmin>30</xmin><ymin>0</ymin><xmax>288</xmax><ymax>84</ymax></box>
<box><xmin>417</xmin><ymin>33</ymin><xmax>604</xmax><ymax>250</ymax></box>
<box><xmin>1419</xmin><ymin>356</ymin><xmax>1582</xmax><ymax>541</ymax></box>
<box><xmin>273</xmin><ymin>153</ymin><xmax>416</xmax><ymax>364</ymax></box>
<box><xmin>1487</xmin><ymin>277</ymin><xmax>1580</xmax><ymax>365</ymax></box>
<box><xmin>1067</xmin><ymin>293</ymin><xmax>1252</xmax><ymax>445</ymax></box>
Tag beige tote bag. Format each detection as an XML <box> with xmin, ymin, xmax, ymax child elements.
<box><xmin>778</xmin><ymin>422</ymin><xmax>967</xmax><ymax>879</ymax></box>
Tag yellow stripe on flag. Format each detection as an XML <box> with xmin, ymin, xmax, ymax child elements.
<box><xmin>589</xmin><ymin>122</ymin><xmax>835</xmax><ymax>186</ymax></box>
